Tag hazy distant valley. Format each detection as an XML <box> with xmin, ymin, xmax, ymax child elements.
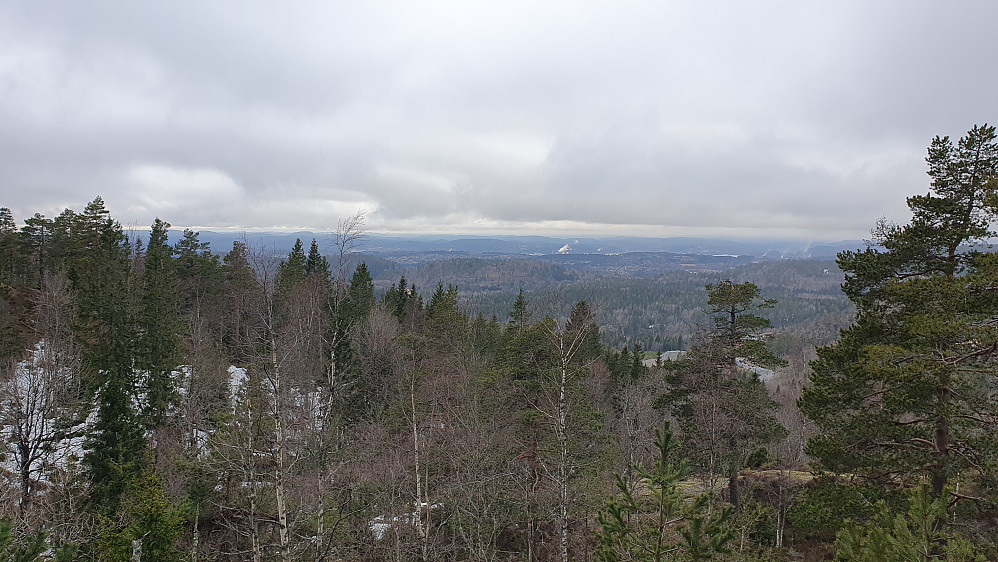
<box><xmin>174</xmin><ymin>230</ymin><xmax>856</xmax><ymax>353</ymax></box>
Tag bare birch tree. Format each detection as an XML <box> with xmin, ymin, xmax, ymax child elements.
<box><xmin>1</xmin><ymin>274</ymin><xmax>81</xmax><ymax>524</ymax></box>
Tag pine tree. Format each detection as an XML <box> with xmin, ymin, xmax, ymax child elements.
<box><xmin>47</xmin><ymin>208</ymin><xmax>80</xmax><ymax>275</ymax></box>
<box><xmin>596</xmin><ymin>424</ymin><xmax>734</xmax><ymax>561</ymax></box>
<box><xmin>660</xmin><ymin>281</ymin><xmax>786</xmax><ymax>508</ymax></box>
<box><xmin>173</xmin><ymin>228</ymin><xmax>222</xmax><ymax>317</ymax></box>
<box><xmin>800</xmin><ymin>124</ymin><xmax>998</xmax><ymax>503</ymax></box>
<box><xmin>19</xmin><ymin>213</ymin><xmax>52</xmax><ymax>288</ymax></box>
<box><xmin>704</xmin><ymin>279</ymin><xmax>784</xmax><ymax>377</ymax></box>
<box><xmin>221</xmin><ymin>241</ymin><xmax>263</xmax><ymax>362</ymax></box>
<box><xmin>835</xmin><ymin>483</ymin><xmax>984</xmax><ymax>561</ymax></box>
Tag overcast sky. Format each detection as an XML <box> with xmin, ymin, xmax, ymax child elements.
<box><xmin>1</xmin><ymin>1</ymin><xmax>995</xmax><ymax>240</ymax></box>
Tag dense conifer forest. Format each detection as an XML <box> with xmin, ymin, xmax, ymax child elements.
<box><xmin>1</xmin><ymin>125</ymin><xmax>997</xmax><ymax>560</ymax></box>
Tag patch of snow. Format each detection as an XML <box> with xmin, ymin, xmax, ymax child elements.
<box><xmin>1</xmin><ymin>342</ymin><xmax>91</xmax><ymax>487</ymax></box>
<box><xmin>735</xmin><ymin>357</ymin><xmax>775</xmax><ymax>381</ymax></box>
<box><xmin>228</xmin><ymin>366</ymin><xmax>247</xmax><ymax>403</ymax></box>
<box><xmin>369</xmin><ymin>502</ymin><xmax>443</xmax><ymax>540</ymax></box>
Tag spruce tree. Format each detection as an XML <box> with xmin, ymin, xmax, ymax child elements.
<box><xmin>0</xmin><ymin>208</ymin><xmax>18</xmax><ymax>285</ymax></box>
<box><xmin>305</xmin><ymin>238</ymin><xmax>331</xmax><ymax>279</ymax></box>
<box><xmin>19</xmin><ymin>213</ymin><xmax>52</xmax><ymax>288</ymax></box>
<box><xmin>427</xmin><ymin>283</ymin><xmax>462</xmax><ymax>345</ymax></box>
<box><xmin>276</xmin><ymin>238</ymin><xmax>307</xmax><ymax>292</ymax></box>
<box><xmin>221</xmin><ymin>241</ymin><xmax>262</xmax><ymax>361</ymax></box>
<box><xmin>136</xmin><ymin>218</ymin><xmax>183</xmax><ymax>429</ymax></box>
<box><xmin>344</xmin><ymin>262</ymin><xmax>374</xmax><ymax>323</ymax></box>
<box><xmin>72</xmin><ymin>197</ymin><xmax>146</xmax><ymax>511</ymax></box>
<box><xmin>382</xmin><ymin>273</ymin><xmax>419</xmax><ymax>323</ymax></box>
<box><xmin>510</xmin><ymin>287</ymin><xmax>528</xmax><ymax>332</ymax></box>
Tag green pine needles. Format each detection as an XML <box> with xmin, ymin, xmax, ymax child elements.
<box><xmin>596</xmin><ymin>423</ymin><xmax>734</xmax><ymax>561</ymax></box>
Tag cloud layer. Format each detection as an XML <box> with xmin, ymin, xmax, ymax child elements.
<box><xmin>1</xmin><ymin>1</ymin><xmax>995</xmax><ymax>240</ymax></box>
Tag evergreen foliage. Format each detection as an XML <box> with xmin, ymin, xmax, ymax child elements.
<box><xmin>305</xmin><ymin>238</ymin><xmax>330</xmax><ymax>279</ymax></box>
<box><xmin>427</xmin><ymin>283</ymin><xmax>462</xmax><ymax>345</ymax></box>
<box><xmin>0</xmin><ymin>517</ymin><xmax>47</xmax><ymax>561</ymax></box>
<box><xmin>19</xmin><ymin>213</ymin><xmax>53</xmax><ymax>288</ymax></box>
<box><xmin>136</xmin><ymin>219</ymin><xmax>183</xmax><ymax>428</ymax></box>
<box><xmin>801</xmin><ymin>125</ymin><xmax>998</xmax><ymax>504</ymax></box>
<box><xmin>835</xmin><ymin>483</ymin><xmax>984</xmax><ymax>561</ymax></box>
<box><xmin>276</xmin><ymin>238</ymin><xmax>307</xmax><ymax>292</ymax></box>
<box><xmin>596</xmin><ymin>424</ymin><xmax>734</xmax><ymax>561</ymax></box>
<box><xmin>344</xmin><ymin>262</ymin><xmax>375</xmax><ymax>323</ymax></box>
<box><xmin>659</xmin><ymin>281</ymin><xmax>787</xmax><ymax>507</ymax></box>
<box><xmin>381</xmin><ymin>273</ymin><xmax>422</xmax><ymax>323</ymax></box>
<box><xmin>0</xmin><ymin>208</ymin><xmax>18</xmax><ymax>285</ymax></box>
<box><xmin>704</xmin><ymin>280</ymin><xmax>785</xmax><ymax>375</ymax></box>
<box><xmin>510</xmin><ymin>287</ymin><xmax>529</xmax><ymax>331</ymax></box>
<box><xmin>173</xmin><ymin>228</ymin><xmax>223</xmax><ymax>317</ymax></box>
<box><xmin>71</xmin><ymin>198</ymin><xmax>146</xmax><ymax>511</ymax></box>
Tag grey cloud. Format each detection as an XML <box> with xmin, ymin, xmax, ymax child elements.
<box><xmin>1</xmin><ymin>1</ymin><xmax>995</xmax><ymax>240</ymax></box>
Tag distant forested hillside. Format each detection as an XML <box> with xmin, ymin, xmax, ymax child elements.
<box><xmin>401</xmin><ymin>257</ymin><xmax>853</xmax><ymax>355</ymax></box>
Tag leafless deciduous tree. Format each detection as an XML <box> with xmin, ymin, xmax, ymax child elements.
<box><xmin>535</xmin><ymin>300</ymin><xmax>601</xmax><ymax>562</ymax></box>
<box><xmin>1</xmin><ymin>275</ymin><xmax>81</xmax><ymax>524</ymax></box>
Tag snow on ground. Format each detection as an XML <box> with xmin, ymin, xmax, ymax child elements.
<box><xmin>639</xmin><ymin>353</ymin><xmax>776</xmax><ymax>381</ymax></box>
<box><xmin>0</xmin><ymin>343</ymin><xmax>90</xmax><ymax>487</ymax></box>
<box><xmin>2</xmin><ymin>347</ymin><xmax>253</xmax><ymax>491</ymax></box>
<box><xmin>227</xmin><ymin>366</ymin><xmax>247</xmax><ymax>405</ymax></box>
<box><xmin>735</xmin><ymin>357</ymin><xmax>776</xmax><ymax>381</ymax></box>
<box><xmin>369</xmin><ymin>502</ymin><xmax>443</xmax><ymax>540</ymax></box>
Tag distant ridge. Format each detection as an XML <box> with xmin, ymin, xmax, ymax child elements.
<box><xmin>142</xmin><ymin>230</ymin><xmax>866</xmax><ymax>260</ymax></box>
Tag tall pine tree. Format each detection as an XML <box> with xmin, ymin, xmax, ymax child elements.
<box><xmin>801</xmin><ymin>124</ymin><xmax>998</xmax><ymax>509</ymax></box>
<box><xmin>660</xmin><ymin>281</ymin><xmax>786</xmax><ymax>508</ymax></box>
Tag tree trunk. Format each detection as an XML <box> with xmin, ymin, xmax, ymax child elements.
<box><xmin>247</xmin><ymin>392</ymin><xmax>262</xmax><ymax>562</ymax></box>
<box><xmin>558</xmin><ymin>355</ymin><xmax>569</xmax><ymax>562</ymax></box>
<box><xmin>271</xmin><ymin>334</ymin><xmax>291</xmax><ymax>562</ymax></box>
<box><xmin>411</xmin><ymin>372</ymin><xmax>430</xmax><ymax>561</ymax></box>
<box><xmin>728</xmin><ymin>471</ymin><xmax>739</xmax><ymax>509</ymax></box>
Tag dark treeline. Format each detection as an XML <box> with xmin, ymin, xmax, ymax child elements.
<box><xmin>2</xmin><ymin>125</ymin><xmax>998</xmax><ymax>560</ymax></box>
